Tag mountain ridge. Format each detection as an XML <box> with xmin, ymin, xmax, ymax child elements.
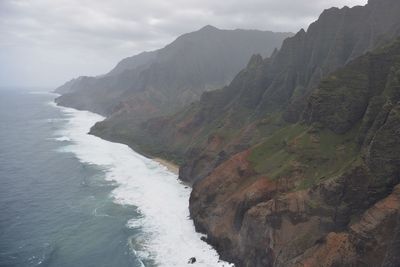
<box><xmin>55</xmin><ymin>0</ymin><xmax>400</xmax><ymax>266</ymax></box>
<box><xmin>189</xmin><ymin>35</ymin><xmax>400</xmax><ymax>267</ymax></box>
<box><xmin>55</xmin><ymin>26</ymin><xmax>292</xmax><ymax>118</ymax></box>
<box><xmin>88</xmin><ymin>1</ymin><xmax>400</xmax><ymax>265</ymax></box>
<box><xmin>92</xmin><ymin>0</ymin><xmax>400</xmax><ymax>185</ymax></box>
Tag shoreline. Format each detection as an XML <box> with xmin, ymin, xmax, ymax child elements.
<box><xmin>153</xmin><ymin>157</ymin><xmax>179</xmax><ymax>175</ymax></box>
<box><xmin>54</xmin><ymin>101</ymin><xmax>232</xmax><ymax>266</ymax></box>
<box><xmin>53</xmin><ymin>102</ymin><xmax>181</xmax><ymax>177</ymax></box>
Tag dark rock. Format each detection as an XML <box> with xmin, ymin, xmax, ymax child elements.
<box><xmin>188</xmin><ymin>33</ymin><xmax>400</xmax><ymax>267</ymax></box>
<box><xmin>56</xmin><ymin>0</ymin><xmax>400</xmax><ymax>266</ymax></box>
<box><xmin>130</xmin><ymin>0</ymin><xmax>400</xmax><ymax>185</ymax></box>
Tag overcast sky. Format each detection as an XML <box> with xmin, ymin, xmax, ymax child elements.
<box><xmin>0</xmin><ymin>0</ymin><xmax>367</xmax><ymax>88</ymax></box>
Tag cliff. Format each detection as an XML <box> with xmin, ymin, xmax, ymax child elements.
<box><xmin>55</xmin><ymin>26</ymin><xmax>292</xmax><ymax>119</ymax></box>
<box><xmin>189</xmin><ymin>37</ymin><xmax>400</xmax><ymax>266</ymax></box>
<box><xmin>55</xmin><ymin>0</ymin><xmax>400</xmax><ymax>266</ymax></box>
<box><xmin>106</xmin><ymin>0</ymin><xmax>400</xmax><ymax>183</ymax></box>
<box><xmin>91</xmin><ymin>0</ymin><xmax>400</xmax><ymax>266</ymax></box>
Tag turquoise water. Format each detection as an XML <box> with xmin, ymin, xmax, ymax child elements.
<box><xmin>0</xmin><ymin>88</ymin><xmax>230</xmax><ymax>267</ymax></box>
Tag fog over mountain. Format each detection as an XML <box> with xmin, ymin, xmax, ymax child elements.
<box><xmin>0</xmin><ymin>0</ymin><xmax>366</xmax><ymax>87</ymax></box>
<box><xmin>4</xmin><ymin>0</ymin><xmax>400</xmax><ymax>266</ymax></box>
<box><xmin>55</xmin><ymin>26</ymin><xmax>292</xmax><ymax>119</ymax></box>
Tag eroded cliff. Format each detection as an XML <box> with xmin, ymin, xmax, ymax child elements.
<box><xmin>107</xmin><ymin>0</ymin><xmax>400</xmax><ymax>185</ymax></box>
<box><xmin>55</xmin><ymin>0</ymin><xmax>400</xmax><ymax>266</ymax></box>
<box><xmin>190</xmin><ymin>38</ymin><xmax>400</xmax><ymax>266</ymax></box>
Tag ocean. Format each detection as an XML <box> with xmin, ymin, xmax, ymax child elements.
<box><xmin>0</xmin><ymin>88</ymin><xmax>230</xmax><ymax>267</ymax></box>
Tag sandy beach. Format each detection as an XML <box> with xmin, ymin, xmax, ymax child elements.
<box><xmin>153</xmin><ymin>157</ymin><xmax>179</xmax><ymax>175</ymax></box>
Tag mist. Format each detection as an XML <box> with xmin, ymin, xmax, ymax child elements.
<box><xmin>0</xmin><ymin>0</ymin><xmax>367</xmax><ymax>88</ymax></box>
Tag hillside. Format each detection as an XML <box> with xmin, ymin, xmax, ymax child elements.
<box><xmin>55</xmin><ymin>26</ymin><xmax>292</xmax><ymax>119</ymax></box>
<box><xmin>189</xmin><ymin>38</ymin><xmax>400</xmax><ymax>266</ymax></box>
<box><xmin>93</xmin><ymin>0</ymin><xmax>400</xmax><ymax>184</ymax></box>
<box><xmin>56</xmin><ymin>0</ymin><xmax>400</xmax><ymax>266</ymax></box>
<box><xmin>89</xmin><ymin>0</ymin><xmax>400</xmax><ymax>265</ymax></box>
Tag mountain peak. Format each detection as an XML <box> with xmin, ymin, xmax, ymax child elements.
<box><xmin>199</xmin><ymin>25</ymin><xmax>219</xmax><ymax>32</ymax></box>
<box><xmin>247</xmin><ymin>54</ymin><xmax>263</xmax><ymax>68</ymax></box>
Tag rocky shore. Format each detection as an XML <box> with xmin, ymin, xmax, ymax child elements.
<box><xmin>55</xmin><ymin>0</ymin><xmax>400</xmax><ymax>265</ymax></box>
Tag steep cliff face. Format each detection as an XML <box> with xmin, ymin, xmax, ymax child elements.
<box><xmin>189</xmin><ymin>38</ymin><xmax>400</xmax><ymax>267</ymax></box>
<box><xmin>56</xmin><ymin>26</ymin><xmax>291</xmax><ymax>118</ymax></box>
<box><xmin>54</xmin><ymin>0</ymin><xmax>400</xmax><ymax>265</ymax></box>
<box><xmin>126</xmin><ymin>0</ymin><xmax>400</xmax><ymax>184</ymax></box>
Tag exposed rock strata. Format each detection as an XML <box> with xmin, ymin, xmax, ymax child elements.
<box><xmin>55</xmin><ymin>1</ymin><xmax>400</xmax><ymax>266</ymax></box>
<box><xmin>113</xmin><ymin>0</ymin><xmax>400</xmax><ymax>184</ymax></box>
<box><xmin>189</xmin><ymin>38</ymin><xmax>400</xmax><ymax>266</ymax></box>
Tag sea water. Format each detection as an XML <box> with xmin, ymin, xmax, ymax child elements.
<box><xmin>0</xmin><ymin>88</ymin><xmax>231</xmax><ymax>267</ymax></box>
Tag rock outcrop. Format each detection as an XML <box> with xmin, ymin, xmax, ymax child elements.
<box><xmin>55</xmin><ymin>0</ymin><xmax>400</xmax><ymax>266</ymax></box>
<box><xmin>113</xmin><ymin>0</ymin><xmax>400</xmax><ymax>184</ymax></box>
<box><xmin>189</xmin><ymin>37</ymin><xmax>400</xmax><ymax>266</ymax></box>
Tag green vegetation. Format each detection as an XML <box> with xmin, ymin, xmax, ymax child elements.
<box><xmin>248</xmin><ymin>38</ymin><xmax>400</xmax><ymax>190</ymax></box>
<box><xmin>248</xmin><ymin>123</ymin><xmax>360</xmax><ymax>190</ymax></box>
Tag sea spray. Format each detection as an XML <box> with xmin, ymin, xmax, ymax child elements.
<box><xmin>54</xmin><ymin>104</ymin><xmax>232</xmax><ymax>267</ymax></box>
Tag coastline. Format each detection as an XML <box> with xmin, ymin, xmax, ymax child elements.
<box><xmin>54</xmin><ymin>101</ymin><xmax>235</xmax><ymax>265</ymax></box>
<box><xmin>53</xmin><ymin>101</ymin><xmax>232</xmax><ymax>266</ymax></box>
<box><xmin>54</xmin><ymin>98</ymin><xmax>182</xmax><ymax>176</ymax></box>
<box><xmin>153</xmin><ymin>157</ymin><xmax>179</xmax><ymax>175</ymax></box>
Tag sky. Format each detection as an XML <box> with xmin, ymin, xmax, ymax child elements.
<box><xmin>0</xmin><ymin>0</ymin><xmax>368</xmax><ymax>88</ymax></box>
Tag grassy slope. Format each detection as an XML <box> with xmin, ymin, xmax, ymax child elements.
<box><xmin>248</xmin><ymin>123</ymin><xmax>360</xmax><ymax>190</ymax></box>
<box><xmin>246</xmin><ymin>38</ymin><xmax>400</xmax><ymax>190</ymax></box>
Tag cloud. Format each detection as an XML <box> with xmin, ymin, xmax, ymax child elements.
<box><xmin>0</xmin><ymin>0</ymin><xmax>367</xmax><ymax>87</ymax></box>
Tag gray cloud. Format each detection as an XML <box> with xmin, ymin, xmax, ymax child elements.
<box><xmin>0</xmin><ymin>0</ymin><xmax>367</xmax><ymax>88</ymax></box>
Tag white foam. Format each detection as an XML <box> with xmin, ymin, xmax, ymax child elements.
<box><xmin>54</xmin><ymin>104</ymin><xmax>233</xmax><ymax>267</ymax></box>
<box><xmin>54</xmin><ymin>136</ymin><xmax>71</xmax><ymax>141</ymax></box>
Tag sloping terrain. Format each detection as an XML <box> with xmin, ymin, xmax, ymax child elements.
<box><xmin>190</xmin><ymin>37</ymin><xmax>400</xmax><ymax>267</ymax></box>
<box><xmin>56</xmin><ymin>26</ymin><xmax>291</xmax><ymax>118</ymax></box>
<box><xmin>97</xmin><ymin>0</ymin><xmax>400</xmax><ymax>184</ymax></box>
<box><xmin>89</xmin><ymin>1</ymin><xmax>400</xmax><ymax>265</ymax></box>
<box><xmin>56</xmin><ymin>0</ymin><xmax>400</xmax><ymax>266</ymax></box>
